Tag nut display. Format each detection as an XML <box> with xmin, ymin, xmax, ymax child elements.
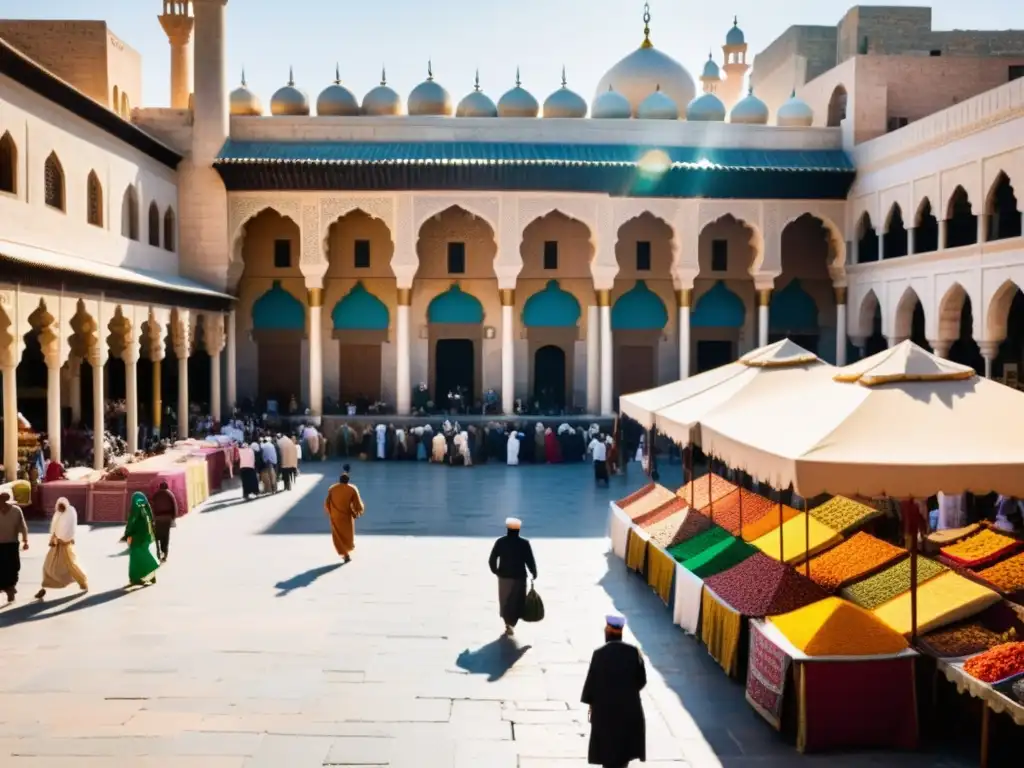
<box><xmin>976</xmin><ymin>552</ymin><xmax>1024</xmax><ymax>593</ymax></box>
<box><xmin>808</xmin><ymin>496</ymin><xmax>881</xmax><ymax>534</ymax></box>
<box><xmin>807</xmin><ymin>532</ymin><xmax>906</xmax><ymax>592</ymax></box>
<box><xmin>920</xmin><ymin>622</ymin><xmax>1018</xmax><ymax>658</ymax></box>
<box><xmin>941</xmin><ymin>529</ymin><xmax>1020</xmax><ymax>569</ymax></box>
<box><xmin>698</xmin><ymin>488</ymin><xmax>793</xmax><ymax>541</ymax></box>
<box><xmin>841</xmin><ymin>556</ymin><xmax>948</xmax><ymax>611</ymax></box>
<box><xmin>676</xmin><ymin>474</ymin><xmax>737</xmax><ymax>512</ymax></box>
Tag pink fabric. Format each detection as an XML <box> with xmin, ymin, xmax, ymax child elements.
<box><xmin>197</xmin><ymin>448</ymin><xmax>227</xmax><ymax>491</ymax></box>
<box><xmin>87</xmin><ymin>482</ymin><xmax>129</xmax><ymax>523</ymax></box>
<box><xmin>40</xmin><ymin>481</ymin><xmax>89</xmax><ymax>519</ymax></box>
<box><xmin>155</xmin><ymin>469</ymin><xmax>188</xmax><ymax>517</ymax></box>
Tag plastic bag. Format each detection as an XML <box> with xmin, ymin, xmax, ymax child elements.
<box><xmin>522</xmin><ymin>582</ymin><xmax>545</xmax><ymax>623</ymax></box>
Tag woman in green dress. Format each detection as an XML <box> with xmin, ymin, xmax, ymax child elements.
<box><xmin>125</xmin><ymin>492</ymin><xmax>160</xmax><ymax>586</ymax></box>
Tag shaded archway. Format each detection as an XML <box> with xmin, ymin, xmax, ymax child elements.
<box><xmin>893</xmin><ymin>287</ymin><xmax>930</xmax><ymax>351</ymax></box>
<box><xmin>15</xmin><ymin>302</ymin><xmax>53</xmax><ymax>438</ymax></box>
<box><xmin>778</xmin><ymin>214</ymin><xmax>838</xmax><ymax>360</ymax></box>
<box><xmin>522</xmin><ymin>280</ymin><xmax>581</xmax><ymax>411</ymax></box>
<box><xmin>533</xmin><ymin>345</ymin><xmax>567</xmax><ymax>411</ymax></box>
<box><xmin>428</xmin><ymin>284</ymin><xmax>484</xmax><ymax>406</ymax></box>
<box><xmin>987</xmin><ymin>172</ymin><xmax>1022</xmax><ymax>241</ymax></box>
<box><xmin>937</xmin><ymin>284</ymin><xmax>983</xmax><ymax>373</ymax></box>
<box><xmin>827</xmin><ymin>85</ymin><xmax>847</xmax><ymax>127</ymax></box>
<box><xmin>987</xmin><ymin>280</ymin><xmax>1024</xmax><ymax>381</ymax></box>
<box><xmin>186</xmin><ymin>314</ymin><xmax>211</xmax><ymax>415</ymax></box>
<box><xmin>252</xmin><ymin>281</ymin><xmax>305</xmax><ymax>410</ymax></box>
<box><xmin>883</xmin><ymin>204</ymin><xmax>908</xmax><ymax>258</ymax></box>
<box><xmin>856</xmin><ymin>213</ymin><xmax>878</xmax><ymax>263</ymax></box>
<box><xmin>332</xmin><ymin>282</ymin><xmax>389</xmax><ymax>406</ymax></box>
<box><xmin>691</xmin><ymin>281</ymin><xmax>744</xmax><ymax>372</ymax></box>
<box><xmin>914</xmin><ymin>198</ymin><xmax>939</xmax><ymax>254</ymax></box>
<box><xmin>612</xmin><ymin>281</ymin><xmax>667</xmax><ymax>398</ymax></box>
<box><xmin>858</xmin><ymin>290</ymin><xmax>887</xmax><ymax>357</ymax></box>
<box><xmin>769</xmin><ymin>279</ymin><xmax>819</xmax><ymax>352</ymax></box>
<box><xmin>945</xmin><ymin>186</ymin><xmax>977</xmax><ymax>249</ymax></box>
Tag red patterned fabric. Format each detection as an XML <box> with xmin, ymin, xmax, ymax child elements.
<box><xmin>87</xmin><ymin>482</ymin><xmax>129</xmax><ymax>523</ymax></box>
<box><xmin>196</xmin><ymin>449</ymin><xmax>227</xmax><ymax>491</ymax></box>
<box><xmin>155</xmin><ymin>469</ymin><xmax>189</xmax><ymax>516</ymax></box>
<box><xmin>40</xmin><ymin>481</ymin><xmax>89</xmax><ymax>519</ymax></box>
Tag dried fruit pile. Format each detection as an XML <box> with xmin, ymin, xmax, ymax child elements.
<box><xmin>920</xmin><ymin>621</ymin><xmax>1018</xmax><ymax>658</ymax></box>
<box><xmin>941</xmin><ymin>529</ymin><xmax>1020</xmax><ymax>569</ymax></box>
<box><xmin>704</xmin><ymin>552</ymin><xmax>828</xmax><ymax>617</ymax></box>
<box><xmin>697</xmin><ymin>488</ymin><xmax>789</xmax><ymax>541</ymax></box>
<box><xmin>769</xmin><ymin>597</ymin><xmax>909</xmax><ymax>657</ymax></box>
<box><xmin>676</xmin><ymin>474</ymin><xmax>737</xmax><ymax>512</ymax></box>
<box><xmin>806</xmin><ymin>533</ymin><xmax>906</xmax><ymax>592</ymax></box>
<box><xmin>750</xmin><ymin>514</ymin><xmax>843</xmax><ymax>565</ymax></box>
<box><xmin>872</xmin><ymin>570</ymin><xmax>1001</xmax><ymax>636</ymax></box>
<box><xmin>644</xmin><ymin>506</ymin><xmax>690</xmax><ymax>549</ymax></box>
<box><xmin>808</xmin><ymin>496</ymin><xmax>881</xmax><ymax>534</ymax></box>
<box><xmin>617</xmin><ymin>483</ymin><xmax>655</xmax><ymax>509</ymax></box>
<box><xmin>682</xmin><ymin>536</ymin><xmax>758</xmax><ymax>580</ymax></box>
<box><xmin>668</xmin><ymin>525</ymin><xmax>731</xmax><ymax>563</ymax></box>
<box><xmin>841</xmin><ymin>557</ymin><xmax>948</xmax><ymax>611</ymax></box>
<box><xmin>977</xmin><ymin>553</ymin><xmax>1024</xmax><ymax>593</ymax></box>
<box><xmin>662</xmin><ymin>508</ymin><xmax>714</xmax><ymax>548</ymax></box>
<box><xmin>636</xmin><ymin>496</ymin><xmax>688</xmax><ymax>529</ymax></box>
<box><xmin>963</xmin><ymin>642</ymin><xmax>1024</xmax><ymax>683</ymax></box>
<box><xmin>621</xmin><ymin>484</ymin><xmax>677</xmax><ymax>522</ymax></box>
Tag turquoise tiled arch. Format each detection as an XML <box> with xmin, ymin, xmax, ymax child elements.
<box><xmin>332</xmin><ymin>282</ymin><xmax>390</xmax><ymax>331</ymax></box>
<box><xmin>691</xmin><ymin>281</ymin><xmax>745</xmax><ymax>328</ymax></box>
<box><xmin>769</xmin><ymin>278</ymin><xmax>819</xmax><ymax>332</ymax></box>
<box><xmin>428</xmin><ymin>284</ymin><xmax>484</xmax><ymax>324</ymax></box>
<box><xmin>611</xmin><ymin>280</ymin><xmax>668</xmax><ymax>331</ymax></box>
<box><xmin>252</xmin><ymin>281</ymin><xmax>305</xmax><ymax>331</ymax></box>
<box><xmin>522</xmin><ymin>281</ymin><xmax>581</xmax><ymax>328</ymax></box>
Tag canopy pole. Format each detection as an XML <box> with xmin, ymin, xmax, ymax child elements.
<box><xmin>905</xmin><ymin>497</ymin><xmax>920</xmax><ymax>643</ymax></box>
<box><xmin>686</xmin><ymin>445</ymin><xmax>695</xmax><ymax>510</ymax></box>
<box><xmin>803</xmin><ymin>496</ymin><xmax>810</xmax><ymax>577</ymax></box>
<box><xmin>779</xmin><ymin>496</ymin><xmax>784</xmax><ymax>563</ymax></box>
<box><xmin>708</xmin><ymin>465</ymin><xmax>713</xmax><ymax>524</ymax></box>
<box><xmin>738</xmin><ymin>473</ymin><xmax>744</xmax><ymax>540</ymax></box>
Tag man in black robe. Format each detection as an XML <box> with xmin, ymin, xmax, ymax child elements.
<box><xmin>581</xmin><ymin>614</ymin><xmax>646</xmax><ymax>767</ymax></box>
<box><xmin>487</xmin><ymin>517</ymin><xmax>537</xmax><ymax>637</ymax></box>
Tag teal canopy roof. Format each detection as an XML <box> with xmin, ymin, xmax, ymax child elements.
<box><xmin>692</xmin><ymin>281</ymin><xmax>745</xmax><ymax>328</ymax></box>
<box><xmin>611</xmin><ymin>281</ymin><xmax>668</xmax><ymax>330</ymax></box>
<box><xmin>428</xmin><ymin>284</ymin><xmax>484</xmax><ymax>324</ymax></box>
<box><xmin>252</xmin><ymin>281</ymin><xmax>304</xmax><ymax>331</ymax></box>
<box><xmin>332</xmin><ymin>282</ymin><xmax>390</xmax><ymax>331</ymax></box>
<box><xmin>522</xmin><ymin>281</ymin><xmax>581</xmax><ymax>327</ymax></box>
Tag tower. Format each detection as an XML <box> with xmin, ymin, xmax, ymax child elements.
<box><xmin>158</xmin><ymin>1</ymin><xmax>195</xmax><ymax>109</ymax></box>
<box><xmin>701</xmin><ymin>52</ymin><xmax>721</xmax><ymax>95</ymax></box>
<box><xmin>720</xmin><ymin>16</ymin><xmax>750</xmax><ymax>112</ymax></box>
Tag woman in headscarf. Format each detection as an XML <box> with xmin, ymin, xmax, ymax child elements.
<box><xmin>124</xmin><ymin>492</ymin><xmax>160</xmax><ymax>587</ymax></box>
<box><xmin>544</xmin><ymin>427</ymin><xmax>562</xmax><ymax>464</ymax></box>
<box><xmin>34</xmin><ymin>497</ymin><xmax>88</xmax><ymax>600</ymax></box>
<box><xmin>431</xmin><ymin>430</ymin><xmax>447</xmax><ymax>463</ymax></box>
<box><xmin>324</xmin><ymin>471</ymin><xmax>365</xmax><ymax>563</ymax></box>
<box><xmin>506</xmin><ymin>430</ymin><xmax>520</xmax><ymax>466</ymax></box>
<box><xmin>43</xmin><ymin>459</ymin><xmax>67</xmax><ymax>483</ymax></box>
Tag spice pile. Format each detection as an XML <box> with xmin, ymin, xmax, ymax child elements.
<box><xmin>621</xmin><ymin>484</ymin><xmax>677</xmax><ymax>522</ymax></box>
<box><xmin>668</xmin><ymin>525</ymin><xmax>731</xmax><ymax>563</ymax></box>
<box><xmin>841</xmin><ymin>557</ymin><xmax>948</xmax><ymax>611</ymax></box>
<box><xmin>808</xmin><ymin>496</ymin><xmax>881</xmax><ymax>534</ymax></box>
<box><xmin>704</xmin><ymin>552</ymin><xmax>828</xmax><ymax>617</ymax></box>
<box><xmin>636</xmin><ymin>496</ymin><xmax>688</xmax><ymax>529</ymax></box>
<box><xmin>872</xmin><ymin>570</ymin><xmax>1001</xmax><ymax>636</ymax></box>
<box><xmin>977</xmin><ymin>553</ymin><xmax>1024</xmax><ymax>594</ymax></box>
<box><xmin>676</xmin><ymin>474</ymin><xmax>737</xmax><ymax>512</ymax></box>
<box><xmin>662</xmin><ymin>507</ymin><xmax>714</xmax><ymax>548</ymax></box>
<box><xmin>617</xmin><ymin>483</ymin><xmax>655</xmax><ymax>509</ymax></box>
<box><xmin>643</xmin><ymin>504</ymin><xmax>690</xmax><ymax>549</ymax></box>
<box><xmin>920</xmin><ymin>621</ymin><xmax>1018</xmax><ymax>658</ymax></box>
<box><xmin>807</xmin><ymin>533</ymin><xmax>906</xmax><ymax>592</ymax></box>
<box><xmin>941</xmin><ymin>529</ymin><xmax>1020</xmax><ymax>569</ymax></box>
<box><xmin>750</xmin><ymin>514</ymin><xmax>843</xmax><ymax>565</ymax></box>
<box><xmin>683</xmin><ymin>536</ymin><xmax>758</xmax><ymax>580</ymax></box>
<box><xmin>963</xmin><ymin>642</ymin><xmax>1024</xmax><ymax>683</ymax></box>
<box><xmin>770</xmin><ymin>597</ymin><xmax>909</xmax><ymax>657</ymax></box>
<box><xmin>698</xmin><ymin>488</ymin><xmax>793</xmax><ymax>541</ymax></box>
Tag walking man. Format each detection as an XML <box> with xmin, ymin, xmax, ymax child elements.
<box><xmin>277</xmin><ymin>433</ymin><xmax>298</xmax><ymax>491</ymax></box>
<box><xmin>488</xmin><ymin>517</ymin><xmax>537</xmax><ymax>637</ymax></box>
<box><xmin>150</xmin><ymin>482</ymin><xmax>178</xmax><ymax>562</ymax></box>
<box><xmin>588</xmin><ymin>433</ymin><xmax>610</xmax><ymax>487</ymax></box>
<box><xmin>324</xmin><ymin>471</ymin><xmax>364</xmax><ymax>563</ymax></box>
<box><xmin>0</xmin><ymin>492</ymin><xmax>29</xmax><ymax>603</ymax></box>
<box><xmin>260</xmin><ymin>437</ymin><xmax>278</xmax><ymax>493</ymax></box>
<box><xmin>581</xmin><ymin>614</ymin><xmax>647</xmax><ymax>767</ymax></box>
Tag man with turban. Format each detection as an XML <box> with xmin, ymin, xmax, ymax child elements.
<box><xmin>488</xmin><ymin>517</ymin><xmax>537</xmax><ymax>637</ymax></box>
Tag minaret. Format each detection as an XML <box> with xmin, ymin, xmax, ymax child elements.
<box><xmin>720</xmin><ymin>16</ymin><xmax>750</xmax><ymax>112</ymax></box>
<box><xmin>158</xmin><ymin>1</ymin><xmax>195</xmax><ymax>109</ymax></box>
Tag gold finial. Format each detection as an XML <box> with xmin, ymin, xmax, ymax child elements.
<box><xmin>288</xmin><ymin>66</ymin><xmax>294</xmax><ymax>86</ymax></box>
<box><xmin>334</xmin><ymin>63</ymin><xmax>341</xmax><ymax>84</ymax></box>
<box><xmin>561</xmin><ymin>65</ymin><xmax>567</xmax><ymax>88</ymax></box>
<box><xmin>427</xmin><ymin>60</ymin><xmax>434</xmax><ymax>81</ymax></box>
<box><xmin>515</xmin><ymin>66</ymin><xmax>521</xmax><ymax>88</ymax></box>
<box><xmin>474</xmin><ymin>69</ymin><xmax>481</xmax><ymax>91</ymax></box>
<box><xmin>380</xmin><ymin>65</ymin><xmax>387</xmax><ymax>86</ymax></box>
<box><xmin>641</xmin><ymin>2</ymin><xmax>653</xmax><ymax>49</ymax></box>
<box><xmin>240</xmin><ymin>67</ymin><xmax>247</xmax><ymax>87</ymax></box>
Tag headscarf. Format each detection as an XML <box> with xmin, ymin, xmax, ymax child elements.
<box><xmin>129</xmin><ymin>491</ymin><xmax>155</xmax><ymax>529</ymax></box>
<box><xmin>51</xmin><ymin>496</ymin><xmax>78</xmax><ymax>542</ymax></box>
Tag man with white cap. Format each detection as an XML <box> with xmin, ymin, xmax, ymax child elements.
<box><xmin>488</xmin><ymin>517</ymin><xmax>538</xmax><ymax>636</ymax></box>
<box><xmin>581</xmin><ymin>613</ymin><xmax>647</xmax><ymax>767</ymax></box>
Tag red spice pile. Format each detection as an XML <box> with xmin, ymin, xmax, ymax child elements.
<box><xmin>698</xmin><ymin>489</ymin><xmax>777</xmax><ymax>539</ymax></box>
<box><xmin>963</xmin><ymin>642</ymin><xmax>1024</xmax><ymax>683</ymax></box>
<box><xmin>704</xmin><ymin>552</ymin><xmax>829</xmax><ymax>618</ymax></box>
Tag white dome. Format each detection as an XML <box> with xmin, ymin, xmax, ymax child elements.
<box><xmin>408</xmin><ymin>62</ymin><xmax>453</xmax><ymax>116</ymax></box>
<box><xmin>777</xmin><ymin>90</ymin><xmax>814</xmax><ymax>127</ymax></box>
<box><xmin>316</xmin><ymin>65</ymin><xmax>360</xmax><ymax>116</ymax></box>
<box><xmin>362</xmin><ymin>67</ymin><xmax>402</xmax><ymax>116</ymax></box>
<box><xmin>729</xmin><ymin>88</ymin><xmax>769</xmax><ymax>125</ymax></box>
<box><xmin>497</xmin><ymin>69</ymin><xmax>539</xmax><ymax>117</ymax></box>
<box><xmin>457</xmin><ymin>73</ymin><xmax>498</xmax><ymax>117</ymax></box>
<box><xmin>594</xmin><ymin>8</ymin><xmax>695</xmax><ymax>117</ymax></box>
<box><xmin>592</xmin><ymin>85</ymin><xmax>631</xmax><ymax>119</ymax></box>
<box><xmin>637</xmin><ymin>86</ymin><xmax>678</xmax><ymax>120</ymax></box>
<box><xmin>270</xmin><ymin>67</ymin><xmax>309</xmax><ymax>116</ymax></box>
<box><xmin>686</xmin><ymin>92</ymin><xmax>726</xmax><ymax>122</ymax></box>
<box><xmin>542</xmin><ymin>67</ymin><xmax>587</xmax><ymax>118</ymax></box>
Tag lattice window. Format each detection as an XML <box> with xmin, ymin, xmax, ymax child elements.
<box><xmin>44</xmin><ymin>152</ymin><xmax>64</xmax><ymax>211</ymax></box>
<box><xmin>86</xmin><ymin>171</ymin><xmax>103</xmax><ymax>226</ymax></box>
<box><xmin>122</xmin><ymin>185</ymin><xmax>139</xmax><ymax>240</ymax></box>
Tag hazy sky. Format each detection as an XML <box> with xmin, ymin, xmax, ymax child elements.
<box><xmin>5</xmin><ymin>1</ymin><xmax>1024</xmax><ymax>108</ymax></box>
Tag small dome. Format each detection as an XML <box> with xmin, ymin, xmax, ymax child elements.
<box><xmin>637</xmin><ymin>85</ymin><xmax>678</xmax><ymax>120</ymax></box>
<box><xmin>497</xmin><ymin>68</ymin><xmax>539</xmax><ymax>117</ymax></box>
<box><xmin>317</xmin><ymin>64</ymin><xmax>360</xmax><ymax>116</ymax></box>
<box><xmin>726</xmin><ymin>16</ymin><xmax>745</xmax><ymax>46</ymax></box>
<box><xmin>542</xmin><ymin>67</ymin><xmax>588</xmax><ymax>118</ymax></box>
<box><xmin>270</xmin><ymin>67</ymin><xmax>310</xmax><ymax>116</ymax></box>
<box><xmin>777</xmin><ymin>90</ymin><xmax>814</xmax><ymax>127</ymax></box>
<box><xmin>686</xmin><ymin>92</ymin><xmax>726</xmax><ymax>122</ymax></box>
<box><xmin>229</xmin><ymin>70</ymin><xmax>262</xmax><ymax>116</ymax></box>
<box><xmin>408</xmin><ymin>61</ymin><xmax>453</xmax><ymax>116</ymax></box>
<box><xmin>362</xmin><ymin>67</ymin><xmax>403</xmax><ymax>116</ymax></box>
<box><xmin>730</xmin><ymin>88</ymin><xmax>769</xmax><ymax>125</ymax></box>
<box><xmin>456</xmin><ymin>71</ymin><xmax>498</xmax><ymax>117</ymax></box>
<box><xmin>592</xmin><ymin>85</ymin><xmax>632</xmax><ymax>119</ymax></box>
<box><xmin>702</xmin><ymin>52</ymin><xmax>720</xmax><ymax>80</ymax></box>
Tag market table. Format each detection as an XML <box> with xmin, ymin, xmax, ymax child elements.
<box><xmin>38</xmin><ymin>480</ymin><xmax>89</xmax><ymax>518</ymax></box>
<box><xmin>937</xmin><ymin>658</ymin><xmax>1024</xmax><ymax>767</ymax></box>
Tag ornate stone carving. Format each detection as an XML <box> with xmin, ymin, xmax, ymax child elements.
<box><xmin>320</xmin><ymin>196</ymin><xmax>395</xmax><ymax>233</ymax></box>
<box><xmin>228</xmin><ymin>196</ymin><xmax>302</xmax><ymax>248</ymax></box>
<box><xmin>300</xmin><ymin>203</ymin><xmax>324</xmax><ymax>266</ymax></box>
<box><xmin>697</xmin><ymin>200</ymin><xmax>760</xmax><ymax>234</ymax></box>
<box><xmin>414</xmin><ymin>194</ymin><xmax>500</xmax><ymax>235</ymax></box>
<box><xmin>517</xmin><ymin>195</ymin><xmax>599</xmax><ymax>237</ymax></box>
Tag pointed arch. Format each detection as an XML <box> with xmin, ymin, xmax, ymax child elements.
<box><xmin>986</xmin><ymin>171</ymin><xmax>1022</xmax><ymax>241</ymax></box>
<box><xmin>856</xmin><ymin>212</ymin><xmax>878</xmax><ymax>263</ymax></box>
<box><xmin>914</xmin><ymin>197</ymin><xmax>939</xmax><ymax>253</ymax></box>
<box><xmin>986</xmin><ymin>279</ymin><xmax>1024</xmax><ymax>343</ymax></box>
<box><xmin>692</xmin><ymin>281</ymin><xmax>745</xmax><ymax>328</ymax></box>
<box><xmin>945</xmin><ymin>185</ymin><xmax>977</xmax><ymax>248</ymax></box>
<box><xmin>332</xmin><ymin>282</ymin><xmax>390</xmax><ymax>331</ymax></box>
<box><xmin>769</xmin><ymin>279</ymin><xmax>819</xmax><ymax>333</ymax></box>
<box><xmin>519</xmin><ymin>210</ymin><xmax>595</xmax><ymax>278</ymax></box>
<box><xmin>893</xmin><ymin>286</ymin><xmax>924</xmax><ymax>341</ymax></box>
<box><xmin>121</xmin><ymin>185</ymin><xmax>139</xmax><ymax>240</ymax></box>
<box><xmin>938</xmin><ymin>282</ymin><xmax>969</xmax><ymax>341</ymax></box>
<box><xmin>826</xmin><ymin>85</ymin><xmax>847</xmax><ymax>127</ymax></box>
<box><xmin>148</xmin><ymin>201</ymin><xmax>160</xmax><ymax>246</ymax></box>
<box><xmin>252</xmin><ymin>281</ymin><xmax>305</xmax><ymax>332</ymax></box>
<box><xmin>0</xmin><ymin>131</ymin><xmax>16</xmax><ymax>194</ymax></box>
<box><xmin>427</xmin><ymin>284</ymin><xmax>484</xmax><ymax>324</ymax></box>
<box><xmin>43</xmin><ymin>152</ymin><xmax>65</xmax><ymax>211</ymax></box>
<box><xmin>163</xmin><ymin>207</ymin><xmax>176</xmax><ymax>251</ymax></box>
<box><xmin>883</xmin><ymin>203</ymin><xmax>908</xmax><ymax>258</ymax></box>
<box><xmin>856</xmin><ymin>289</ymin><xmax>880</xmax><ymax>339</ymax></box>
<box><xmin>85</xmin><ymin>170</ymin><xmax>103</xmax><ymax>227</ymax></box>
<box><xmin>611</xmin><ymin>281</ymin><xmax>668</xmax><ymax>331</ymax></box>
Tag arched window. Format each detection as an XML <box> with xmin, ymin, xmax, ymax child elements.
<box><xmin>0</xmin><ymin>131</ymin><xmax>16</xmax><ymax>194</ymax></box>
<box><xmin>163</xmin><ymin>207</ymin><xmax>176</xmax><ymax>251</ymax></box>
<box><xmin>827</xmin><ymin>85</ymin><xmax>847</xmax><ymax>128</ymax></box>
<box><xmin>43</xmin><ymin>152</ymin><xmax>65</xmax><ymax>211</ymax></box>
<box><xmin>121</xmin><ymin>185</ymin><xmax>139</xmax><ymax>240</ymax></box>
<box><xmin>148</xmin><ymin>201</ymin><xmax>160</xmax><ymax>246</ymax></box>
<box><xmin>86</xmin><ymin>171</ymin><xmax>103</xmax><ymax>226</ymax></box>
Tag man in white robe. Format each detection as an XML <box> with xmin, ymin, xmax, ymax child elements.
<box><xmin>507</xmin><ymin>432</ymin><xmax>520</xmax><ymax>466</ymax></box>
<box><xmin>375</xmin><ymin>424</ymin><xmax>387</xmax><ymax>460</ymax></box>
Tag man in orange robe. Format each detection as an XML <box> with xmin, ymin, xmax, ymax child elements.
<box><xmin>324</xmin><ymin>471</ymin><xmax>364</xmax><ymax>562</ymax></box>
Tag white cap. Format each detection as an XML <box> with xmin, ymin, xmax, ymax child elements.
<box><xmin>606</xmin><ymin>614</ymin><xmax>626</xmax><ymax>629</ymax></box>
<box><xmin>505</xmin><ymin>517</ymin><xmax>522</xmax><ymax>530</ymax></box>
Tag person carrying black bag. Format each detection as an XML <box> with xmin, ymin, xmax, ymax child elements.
<box><xmin>488</xmin><ymin>517</ymin><xmax>537</xmax><ymax>637</ymax></box>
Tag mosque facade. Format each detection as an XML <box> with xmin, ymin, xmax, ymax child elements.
<box><xmin>0</xmin><ymin>1</ymin><xmax>1022</xmax><ymax>471</ymax></box>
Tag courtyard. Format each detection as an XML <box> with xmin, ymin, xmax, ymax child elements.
<box><xmin>0</xmin><ymin>462</ymin><xmax>978</xmax><ymax>767</ymax></box>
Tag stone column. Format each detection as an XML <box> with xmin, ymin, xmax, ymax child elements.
<box><xmin>123</xmin><ymin>344</ymin><xmax>139</xmax><ymax>455</ymax></box>
<box><xmin>598</xmin><ymin>289</ymin><xmax>613</xmax><ymax>416</ymax></box>
<box><xmin>395</xmin><ymin>288</ymin><xmax>412</xmax><ymax>416</ymax></box>
<box><xmin>834</xmin><ymin>287</ymin><xmax>848</xmax><ymax>366</ymax></box>
<box><xmin>152</xmin><ymin>359</ymin><xmax>163</xmax><ymax>436</ymax></box>
<box><xmin>907</xmin><ymin>226</ymin><xmax>916</xmax><ymax>256</ymax></box>
<box><xmin>44</xmin><ymin>352</ymin><xmax>62</xmax><ymax>463</ymax></box>
<box><xmin>89</xmin><ymin>347</ymin><xmax>106</xmax><ymax>470</ymax></box>
<box><xmin>977</xmin><ymin>212</ymin><xmax>987</xmax><ymax>245</ymax></box>
<box><xmin>928</xmin><ymin>339</ymin><xmax>952</xmax><ymax>359</ymax></box>
<box><xmin>158</xmin><ymin>5</ymin><xmax>195</xmax><ymax>110</ymax></box>
<box><xmin>586</xmin><ymin>305</ymin><xmax>600</xmax><ymax>413</ymax></box>
<box><xmin>979</xmin><ymin>341</ymin><xmax>1000</xmax><ymax>379</ymax></box>
<box><xmin>173</xmin><ymin>314</ymin><xmax>190</xmax><ymax>440</ymax></box>
<box><xmin>757</xmin><ymin>289</ymin><xmax>772</xmax><ymax>348</ymax></box>
<box><xmin>307</xmin><ymin>288</ymin><xmax>323</xmax><ymax>416</ymax></box>
<box><xmin>878</xmin><ymin>232</ymin><xmax>886</xmax><ymax>261</ymax></box>
<box><xmin>938</xmin><ymin>220</ymin><xmax>948</xmax><ymax>250</ymax></box>
<box><xmin>2</xmin><ymin>365</ymin><xmax>18</xmax><ymax>479</ymax></box>
<box><xmin>226</xmin><ymin>309</ymin><xmax>237</xmax><ymax>413</ymax></box>
<box><xmin>69</xmin><ymin>356</ymin><xmax>82</xmax><ymax>426</ymax></box>
<box><xmin>500</xmin><ymin>289</ymin><xmax>515</xmax><ymax>414</ymax></box>
<box><xmin>205</xmin><ymin>313</ymin><xmax>225</xmax><ymax>424</ymax></box>
<box><xmin>677</xmin><ymin>288</ymin><xmax>692</xmax><ymax>379</ymax></box>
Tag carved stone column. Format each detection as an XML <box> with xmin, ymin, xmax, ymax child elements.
<box><xmin>500</xmin><ymin>288</ymin><xmax>515</xmax><ymax>414</ymax></box>
<box><xmin>307</xmin><ymin>286</ymin><xmax>323</xmax><ymax>416</ymax></box>
<box><xmin>88</xmin><ymin>345</ymin><xmax>107</xmax><ymax>470</ymax></box>
<box><xmin>173</xmin><ymin>312</ymin><xmax>191</xmax><ymax>440</ymax></box>
<box><xmin>1</xmin><ymin>364</ymin><xmax>17</xmax><ymax>479</ymax></box>
<box><xmin>677</xmin><ymin>288</ymin><xmax>692</xmax><ymax>379</ymax></box>
<box><xmin>205</xmin><ymin>313</ymin><xmax>226</xmax><ymax>423</ymax></box>
<box><xmin>598</xmin><ymin>289</ymin><xmax>613</xmax><ymax>416</ymax></box>
<box><xmin>123</xmin><ymin>340</ymin><xmax>140</xmax><ymax>455</ymax></box>
<box><xmin>834</xmin><ymin>286</ymin><xmax>848</xmax><ymax>366</ymax></box>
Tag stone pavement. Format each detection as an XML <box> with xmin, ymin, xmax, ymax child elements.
<box><xmin>0</xmin><ymin>461</ymin><xmax>973</xmax><ymax>767</ymax></box>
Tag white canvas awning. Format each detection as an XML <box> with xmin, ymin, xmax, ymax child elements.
<box><xmin>699</xmin><ymin>341</ymin><xmax>1024</xmax><ymax>499</ymax></box>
